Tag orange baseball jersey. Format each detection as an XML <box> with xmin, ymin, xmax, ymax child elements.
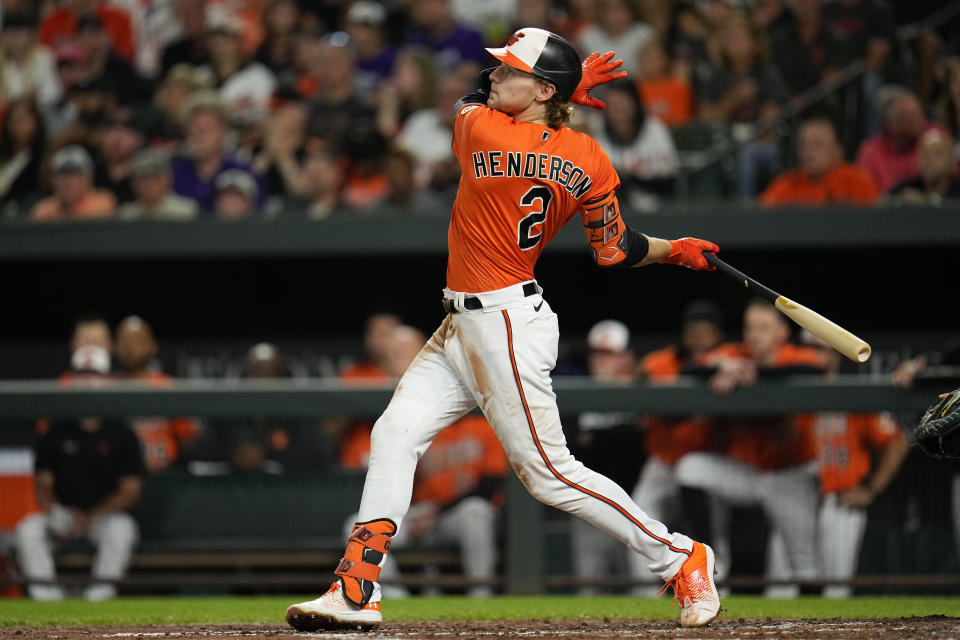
<box><xmin>447</xmin><ymin>104</ymin><xmax>623</xmax><ymax>293</ymax></box>
<box><xmin>127</xmin><ymin>372</ymin><xmax>199</xmax><ymax>471</ymax></box>
<box><xmin>722</xmin><ymin>343</ymin><xmax>826</xmax><ymax>470</ymax></box>
<box><xmin>340</xmin><ymin>415</ymin><xmax>508</xmax><ymax>508</ymax></box>
<box><xmin>639</xmin><ymin>345</ymin><xmax>719</xmax><ymax>464</ymax></box>
<box><xmin>799</xmin><ymin>411</ymin><xmax>902</xmax><ymax>495</ymax></box>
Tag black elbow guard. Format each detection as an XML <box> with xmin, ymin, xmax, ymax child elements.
<box><xmin>611</xmin><ymin>227</ymin><xmax>649</xmax><ymax>268</ymax></box>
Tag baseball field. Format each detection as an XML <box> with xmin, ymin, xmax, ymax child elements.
<box><xmin>1</xmin><ymin>595</ymin><xmax>959</xmax><ymax>639</ymax></box>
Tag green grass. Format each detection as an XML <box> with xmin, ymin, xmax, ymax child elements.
<box><xmin>1</xmin><ymin>595</ymin><xmax>959</xmax><ymax>627</ymax></box>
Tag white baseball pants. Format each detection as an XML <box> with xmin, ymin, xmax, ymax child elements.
<box><xmin>626</xmin><ymin>457</ymin><xmax>685</xmax><ymax>594</ymax></box>
<box><xmin>675</xmin><ymin>452</ymin><xmax>820</xmax><ymax>590</ymax></box>
<box><xmin>357</xmin><ymin>282</ymin><xmax>693</xmax><ymax>584</ymax></box>
<box><xmin>818</xmin><ymin>493</ymin><xmax>867</xmax><ymax>598</ymax></box>
<box><xmin>16</xmin><ymin>509</ymin><xmax>138</xmax><ymax>599</ymax></box>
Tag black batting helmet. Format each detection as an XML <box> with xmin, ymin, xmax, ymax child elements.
<box><xmin>485</xmin><ymin>28</ymin><xmax>582</xmax><ymax>102</ymax></box>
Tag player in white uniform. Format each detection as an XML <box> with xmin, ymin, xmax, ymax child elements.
<box><xmin>285</xmin><ymin>28</ymin><xmax>722</xmax><ymax>631</ymax></box>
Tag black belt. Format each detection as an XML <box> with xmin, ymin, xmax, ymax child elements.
<box><xmin>442</xmin><ymin>282</ymin><xmax>537</xmax><ymax>314</ymax></box>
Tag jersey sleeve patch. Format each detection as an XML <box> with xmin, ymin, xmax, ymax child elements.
<box><xmin>458</xmin><ymin>104</ymin><xmax>481</xmax><ymax>117</ymax></box>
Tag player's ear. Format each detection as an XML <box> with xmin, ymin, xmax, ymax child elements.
<box><xmin>535</xmin><ymin>81</ymin><xmax>557</xmax><ymax>103</ymax></box>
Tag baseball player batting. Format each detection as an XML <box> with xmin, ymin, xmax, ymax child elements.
<box><xmin>286</xmin><ymin>28</ymin><xmax>721</xmax><ymax>631</ymax></box>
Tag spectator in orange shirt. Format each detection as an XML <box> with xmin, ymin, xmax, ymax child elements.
<box><xmin>114</xmin><ymin>316</ymin><xmax>200</xmax><ymax>472</ymax></box>
<box><xmin>30</xmin><ymin>145</ymin><xmax>116</xmax><ymax>221</ymax></box>
<box><xmin>39</xmin><ymin>0</ymin><xmax>135</xmax><ymax>61</ymax></box>
<box><xmin>796</xmin><ymin>331</ymin><xmax>908</xmax><ymax>598</ymax></box>
<box><xmin>637</xmin><ymin>38</ymin><xmax>693</xmax><ymax>127</ymax></box>
<box><xmin>759</xmin><ymin>114</ymin><xmax>880</xmax><ymax>206</ymax></box>
<box><xmin>676</xmin><ymin>298</ymin><xmax>826</xmax><ymax>598</ymax></box>
<box><xmin>341</xmin><ymin>324</ymin><xmax>507</xmax><ymax>597</ymax></box>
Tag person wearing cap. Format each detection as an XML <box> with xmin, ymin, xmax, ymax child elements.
<box><xmin>171</xmin><ymin>91</ymin><xmax>264</xmax><ymax>214</ymax></box>
<box><xmin>31</xmin><ymin>144</ymin><xmax>116</xmax><ymax>221</ymax></box>
<box><xmin>402</xmin><ymin>0</ymin><xmax>487</xmax><ymax>72</ymax></box>
<box><xmin>286</xmin><ymin>27</ymin><xmax>722</xmax><ymax>631</ymax></box>
<box><xmin>344</xmin><ymin>0</ymin><xmax>396</xmax><ymax>94</ymax></box>
<box><xmin>566</xmin><ymin>319</ymin><xmax>645</xmax><ymax>595</ymax></box>
<box><xmin>1</xmin><ymin>11</ymin><xmax>62</xmax><ymax>110</ymax></box>
<box><xmin>627</xmin><ymin>300</ymin><xmax>733</xmax><ymax>594</ymax></box>
<box><xmin>201</xmin><ymin>5</ymin><xmax>276</xmax><ymax>126</ymax></box>
<box><xmin>214</xmin><ymin>167</ymin><xmax>259</xmax><ymax>217</ymax></box>
<box><xmin>117</xmin><ymin>149</ymin><xmax>198</xmax><ymax>220</ymax></box>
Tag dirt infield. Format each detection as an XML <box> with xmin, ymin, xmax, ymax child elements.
<box><xmin>5</xmin><ymin>617</ymin><xmax>959</xmax><ymax>640</ymax></box>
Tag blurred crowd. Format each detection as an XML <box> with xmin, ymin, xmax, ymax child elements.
<box><xmin>1</xmin><ymin>0</ymin><xmax>959</xmax><ymax>220</ymax></box>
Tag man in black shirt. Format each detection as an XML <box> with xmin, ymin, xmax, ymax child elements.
<box><xmin>15</xmin><ymin>408</ymin><xmax>145</xmax><ymax>600</ymax></box>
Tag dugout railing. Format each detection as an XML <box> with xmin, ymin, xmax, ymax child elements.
<box><xmin>2</xmin><ymin>375</ymin><xmax>957</xmax><ymax>595</ymax></box>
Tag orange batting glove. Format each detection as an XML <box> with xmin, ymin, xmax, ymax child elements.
<box><xmin>570</xmin><ymin>51</ymin><xmax>628</xmax><ymax>110</ymax></box>
<box><xmin>661</xmin><ymin>237</ymin><xmax>719</xmax><ymax>271</ymax></box>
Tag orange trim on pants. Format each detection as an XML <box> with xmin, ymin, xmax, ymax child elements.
<box><xmin>500</xmin><ymin>310</ymin><xmax>691</xmax><ymax>558</ymax></box>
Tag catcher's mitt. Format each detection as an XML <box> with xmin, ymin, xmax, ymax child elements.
<box><xmin>915</xmin><ymin>388</ymin><xmax>960</xmax><ymax>458</ymax></box>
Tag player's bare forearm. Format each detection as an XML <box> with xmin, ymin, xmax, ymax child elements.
<box><xmin>630</xmin><ymin>236</ymin><xmax>672</xmax><ymax>267</ymax></box>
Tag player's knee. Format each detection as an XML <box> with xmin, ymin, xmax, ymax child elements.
<box><xmin>99</xmin><ymin>513</ymin><xmax>139</xmax><ymax>548</ymax></box>
<box><xmin>15</xmin><ymin>513</ymin><xmax>46</xmax><ymax>542</ymax></box>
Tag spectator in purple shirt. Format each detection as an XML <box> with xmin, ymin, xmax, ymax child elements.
<box><xmin>170</xmin><ymin>91</ymin><xmax>265</xmax><ymax>214</ymax></box>
<box><xmin>344</xmin><ymin>0</ymin><xmax>397</xmax><ymax>95</ymax></box>
<box><xmin>402</xmin><ymin>0</ymin><xmax>486</xmax><ymax>73</ymax></box>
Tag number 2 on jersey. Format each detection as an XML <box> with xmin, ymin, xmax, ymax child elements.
<box><xmin>517</xmin><ymin>186</ymin><xmax>553</xmax><ymax>250</ymax></box>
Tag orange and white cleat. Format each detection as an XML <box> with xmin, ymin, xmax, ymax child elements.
<box><xmin>285</xmin><ymin>581</ymin><xmax>382</xmax><ymax>631</ymax></box>
<box><xmin>659</xmin><ymin>541</ymin><xmax>721</xmax><ymax>628</ymax></box>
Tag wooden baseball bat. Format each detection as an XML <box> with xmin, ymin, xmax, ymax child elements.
<box><xmin>704</xmin><ymin>253</ymin><xmax>871</xmax><ymax>363</ymax></box>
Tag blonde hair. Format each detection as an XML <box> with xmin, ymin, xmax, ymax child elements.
<box><xmin>536</xmin><ymin>78</ymin><xmax>573</xmax><ymax>128</ymax></box>
<box><xmin>545</xmin><ymin>95</ymin><xmax>573</xmax><ymax>128</ymax></box>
